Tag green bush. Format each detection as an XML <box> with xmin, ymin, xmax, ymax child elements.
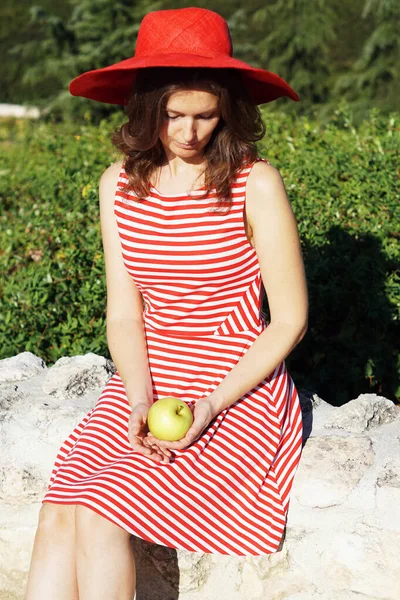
<box><xmin>0</xmin><ymin>112</ymin><xmax>123</xmax><ymax>360</ymax></box>
<box><xmin>1</xmin><ymin>102</ymin><xmax>399</xmax><ymax>405</ymax></box>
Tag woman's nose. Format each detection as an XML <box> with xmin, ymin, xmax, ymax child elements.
<box><xmin>182</xmin><ymin>118</ymin><xmax>196</xmax><ymax>141</ymax></box>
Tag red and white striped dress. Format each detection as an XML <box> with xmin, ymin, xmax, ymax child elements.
<box><xmin>42</xmin><ymin>158</ymin><xmax>303</xmax><ymax>556</ymax></box>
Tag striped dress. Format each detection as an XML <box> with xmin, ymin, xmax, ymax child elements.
<box><xmin>42</xmin><ymin>158</ymin><xmax>303</xmax><ymax>556</ymax></box>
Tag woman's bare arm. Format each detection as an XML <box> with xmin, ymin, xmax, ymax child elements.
<box><xmin>99</xmin><ymin>161</ymin><xmax>153</xmax><ymax>410</ymax></box>
<box><xmin>205</xmin><ymin>161</ymin><xmax>309</xmax><ymax>416</ymax></box>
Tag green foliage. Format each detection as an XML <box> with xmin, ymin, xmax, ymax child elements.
<box><xmin>10</xmin><ymin>0</ymin><xmax>166</xmax><ymax>119</ymax></box>
<box><xmin>0</xmin><ymin>0</ymin><xmax>71</xmax><ymax>104</ymax></box>
<box><xmin>4</xmin><ymin>0</ymin><xmax>399</xmax><ymax>120</ymax></box>
<box><xmin>257</xmin><ymin>101</ymin><xmax>399</xmax><ymax>404</ymax></box>
<box><xmin>334</xmin><ymin>0</ymin><xmax>400</xmax><ymax>115</ymax></box>
<box><xmin>0</xmin><ymin>112</ymin><xmax>123</xmax><ymax>360</ymax></box>
<box><xmin>1</xmin><ymin>103</ymin><xmax>399</xmax><ymax>405</ymax></box>
<box><xmin>253</xmin><ymin>0</ymin><xmax>338</xmax><ymax>105</ymax></box>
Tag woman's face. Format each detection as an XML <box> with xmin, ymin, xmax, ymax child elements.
<box><xmin>159</xmin><ymin>88</ymin><xmax>221</xmax><ymax>159</ymax></box>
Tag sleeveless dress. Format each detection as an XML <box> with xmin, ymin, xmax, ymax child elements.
<box><xmin>42</xmin><ymin>158</ymin><xmax>303</xmax><ymax>556</ymax></box>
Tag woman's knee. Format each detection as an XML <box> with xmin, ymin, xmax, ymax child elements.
<box><xmin>37</xmin><ymin>502</ymin><xmax>76</xmax><ymax>535</ymax></box>
<box><xmin>75</xmin><ymin>505</ymin><xmax>130</xmax><ymax>543</ymax></box>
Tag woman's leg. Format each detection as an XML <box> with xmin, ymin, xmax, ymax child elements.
<box><xmin>24</xmin><ymin>503</ymin><xmax>79</xmax><ymax>600</ymax></box>
<box><xmin>75</xmin><ymin>505</ymin><xmax>136</xmax><ymax>600</ymax></box>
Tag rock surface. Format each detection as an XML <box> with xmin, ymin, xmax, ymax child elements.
<box><xmin>0</xmin><ymin>352</ymin><xmax>46</xmax><ymax>384</ymax></box>
<box><xmin>1</xmin><ymin>351</ymin><xmax>399</xmax><ymax>600</ymax></box>
<box><xmin>42</xmin><ymin>352</ymin><xmax>115</xmax><ymax>398</ymax></box>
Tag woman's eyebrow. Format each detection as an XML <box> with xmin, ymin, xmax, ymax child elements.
<box><xmin>166</xmin><ymin>109</ymin><xmax>218</xmax><ymax>116</ymax></box>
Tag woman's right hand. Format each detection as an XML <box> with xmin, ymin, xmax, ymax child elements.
<box><xmin>128</xmin><ymin>403</ymin><xmax>172</xmax><ymax>463</ymax></box>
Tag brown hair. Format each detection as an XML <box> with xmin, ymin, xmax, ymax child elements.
<box><xmin>111</xmin><ymin>67</ymin><xmax>266</xmax><ymax>209</ymax></box>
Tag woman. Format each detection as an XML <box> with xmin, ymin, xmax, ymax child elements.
<box><xmin>25</xmin><ymin>7</ymin><xmax>308</xmax><ymax>599</ymax></box>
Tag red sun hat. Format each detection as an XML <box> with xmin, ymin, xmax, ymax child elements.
<box><xmin>69</xmin><ymin>7</ymin><xmax>299</xmax><ymax>106</ymax></box>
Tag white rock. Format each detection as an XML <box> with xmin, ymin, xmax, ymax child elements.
<box><xmin>287</xmin><ymin>592</ymin><xmax>391</xmax><ymax>600</ymax></box>
<box><xmin>0</xmin><ymin>502</ymin><xmax>40</xmax><ymax>600</ymax></box>
<box><xmin>1</xmin><ymin>352</ymin><xmax>400</xmax><ymax>600</ymax></box>
<box><xmin>319</xmin><ymin>522</ymin><xmax>400</xmax><ymax>598</ymax></box>
<box><xmin>373</xmin><ymin>457</ymin><xmax>400</xmax><ymax>533</ymax></box>
<box><xmin>0</xmin><ymin>384</ymin><xmax>25</xmax><ymax>415</ymax></box>
<box><xmin>293</xmin><ymin>435</ymin><xmax>375</xmax><ymax>508</ymax></box>
<box><xmin>287</xmin><ymin>522</ymin><xmax>400</xmax><ymax>598</ymax></box>
<box><xmin>375</xmin><ymin>486</ymin><xmax>400</xmax><ymax>532</ymax></box>
<box><xmin>254</xmin><ymin>547</ymin><xmax>309</xmax><ymax>599</ymax></box>
<box><xmin>240</xmin><ymin>560</ymin><xmax>264</xmax><ymax>598</ymax></box>
<box><xmin>178</xmin><ymin>550</ymin><xmax>211</xmax><ymax>593</ymax></box>
<box><xmin>42</xmin><ymin>352</ymin><xmax>115</xmax><ymax>398</ymax></box>
<box><xmin>0</xmin><ymin>376</ymin><xmax>98</xmax><ymax>505</ymax></box>
<box><xmin>198</xmin><ymin>554</ymin><xmax>245</xmax><ymax>599</ymax></box>
<box><xmin>377</xmin><ymin>457</ymin><xmax>400</xmax><ymax>488</ymax></box>
<box><xmin>324</xmin><ymin>393</ymin><xmax>399</xmax><ymax>433</ymax></box>
<box><xmin>0</xmin><ymin>352</ymin><xmax>46</xmax><ymax>383</ymax></box>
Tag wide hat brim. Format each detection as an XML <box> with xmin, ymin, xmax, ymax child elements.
<box><xmin>69</xmin><ymin>53</ymin><xmax>300</xmax><ymax>105</ymax></box>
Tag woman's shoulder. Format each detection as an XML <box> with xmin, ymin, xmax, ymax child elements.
<box><xmin>248</xmin><ymin>157</ymin><xmax>280</xmax><ymax>179</ymax></box>
<box><xmin>245</xmin><ymin>158</ymin><xmax>289</xmax><ymax>222</ymax></box>
<box><xmin>245</xmin><ymin>157</ymin><xmax>283</xmax><ymax>193</ymax></box>
<box><xmin>99</xmin><ymin>160</ymin><xmax>125</xmax><ymax>206</ymax></box>
<box><xmin>99</xmin><ymin>160</ymin><xmax>124</xmax><ymax>186</ymax></box>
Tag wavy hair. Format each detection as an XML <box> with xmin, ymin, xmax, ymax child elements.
<box><xmin>112</xmin><ymin>67</ymin><xmax>266</xmax><ymax>209</ymax></box>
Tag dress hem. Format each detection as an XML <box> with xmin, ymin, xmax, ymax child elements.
<box><xmin>41</xmin><ymin>497</ymin><xmax>284</xmax><ymax>557</ymax></box>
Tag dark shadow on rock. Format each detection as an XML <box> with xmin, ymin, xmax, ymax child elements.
<box><xmin>268</xmin><ymin>226</ymin><xmax>399</xmax><ymax>406</ymax></box>
<box><xmin>130</xmin><ymin>536</ymin><xmax>179</xmax><ymax>600</ymax></box>
<box><xmin>298</xmin><ymin>389</ymin><xmax>314</xmax><ymax>447</ymax></box>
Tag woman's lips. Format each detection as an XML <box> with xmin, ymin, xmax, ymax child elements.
<box><xmin>176</xmin><ymin>141</ymin><xmax>197</xmax><ymax>149</ymax></box>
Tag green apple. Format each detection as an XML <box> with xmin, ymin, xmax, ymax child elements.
<box><xmin>147</xmin><ymin>396</ymin><xmax>193</xmax><ymax>441</ymax></box>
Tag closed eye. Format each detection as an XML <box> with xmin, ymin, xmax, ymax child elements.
<box><xmin>166</xmin><ymin>114</ymin><xmax>216</xmax><ymax>120</ymax></box>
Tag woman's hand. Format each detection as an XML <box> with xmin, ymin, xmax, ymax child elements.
<box><xmin>143</xmin><ymin>398</ymin><xmax>217</xmax><ymax>451</ymax></box>
<box><xmin>128</xmin><ymin>403</ymin><xmax>172</xmax><ymax>463</ymax></box>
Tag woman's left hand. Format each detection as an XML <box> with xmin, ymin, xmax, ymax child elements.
<box><xmin>143</xmin><ymin>398</ymin><xmax>217</xmax><ymax>451</ymax></box>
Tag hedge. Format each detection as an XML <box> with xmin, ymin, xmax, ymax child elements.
<box><xmin>1</xmin><ymin>101</ymin><xmax>399</xmax><ymax>405</ymax></box>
